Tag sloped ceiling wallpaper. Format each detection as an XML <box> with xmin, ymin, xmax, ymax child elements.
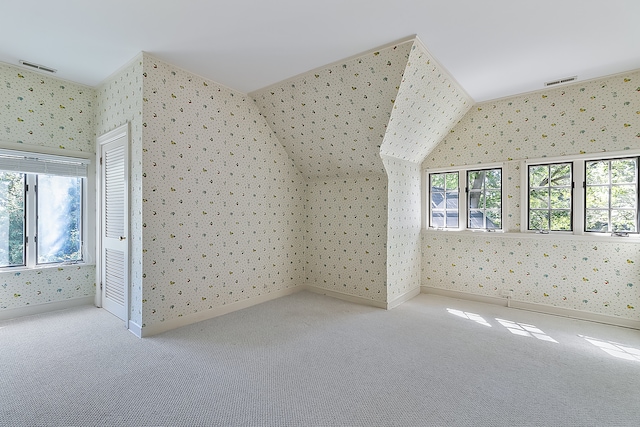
<box><xmin>381</xmin><ymin>41</ymin><xmax>472</xmax><ymax>162</ymax></box>
<box><xmin>251</xmin><ymin>42</ymin><xmax>412</xmax><ymax>180</ymax></box>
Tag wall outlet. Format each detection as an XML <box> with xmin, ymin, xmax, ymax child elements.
<box><xmin>501</xmin><ymin>289</ymin><xmax>513</xmax><ymax>298</ymax></box>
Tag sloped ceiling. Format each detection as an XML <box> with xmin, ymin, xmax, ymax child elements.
<box><xmin>252</xmin><ymin>42</ymin><xmax>412</xmax><ymax>180</ymax></box>
<box><xmin>381</xmin><ymin>41</ymin><xmax>473</xmax><ymax>163</ymax></box>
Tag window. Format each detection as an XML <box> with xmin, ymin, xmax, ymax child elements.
<box><xmin>585</xmin><ymin>157</ymin><xmax>638</xmax><ymax>233</ymax></box>
<box><xmin>528</xmin><ymin>162</ymin><xmax>572</xmax><ymax>231</ymax></box>
<box><xmin>467</xmin><ymin>168</ymin><xmax>502</xmax><ymax>230</ymax></box>
<box><xmin>0</xmin><ymin>149</ymin><xmax>88</xmax><ymax>269</ymax></box>
<box><xmin>429</xmin><ymin>172</ymin><xmax>459</xmax><ymax>228</ymax></box>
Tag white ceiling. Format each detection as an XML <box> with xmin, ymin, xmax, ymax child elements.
<box><xmin>2</xmin><ymin>0</ymin><xmax>639</xmax><ymax>103</ymax></box>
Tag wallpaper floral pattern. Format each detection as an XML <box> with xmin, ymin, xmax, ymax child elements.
<box><xmin>95</xmin><ymin>55</ymin><xmax>144</xmax><ymax>325</ymax></box>
<box><xmin>423</xmin><ymin>234</ymin><xmax>638</xmax><ymax>318</ymax></box>
<box><xmin>251</xmin><ymin>42</ymin><xmax>412</xmax><ymax>180</ymax></box>
<box><xmin>381</xmin><ymin>41</ymin><xmax>472</xmax><ymax>162</ymax></box>
<box><xmin>383</xmin><ymin>156</ymin><xmax>421</xmax><ymax>302</ymax></box>
<box><xmin>0</xmin><ymin>64</ymin><xmax>95</xmax><ymax>312</ymax></box>
<box><xmin>305</xmin><ymin>176</ymin><xmax>388</xmax><ymax>302</ymax></box>
<box><xmin>140</xmin><ymin>57</ymin><xmax>306</xmax><ymax>329</ymax></box>
<box><xmin>423</xmin><ymin>70</ymin><xmax>640</xmax><ymax>320</ymax></box>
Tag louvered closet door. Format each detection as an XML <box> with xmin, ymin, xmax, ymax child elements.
<box><xmin>100</xmin><ymin>133</ymin><xmax>129</xmax><ymax>321</ymax></box>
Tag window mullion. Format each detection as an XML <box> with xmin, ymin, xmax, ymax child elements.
<box><xmin>25</xmin><ymin>174</ymin><xmax>37</xmax><ymax>268</ymax></box>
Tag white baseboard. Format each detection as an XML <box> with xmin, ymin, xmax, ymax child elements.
<box><xmin>141</xmin><ymin>286</ymin><xmax>305</xmax><ymax>337</ymax></box>
<box><xmin>302</xmin><ymin>285</ymin><xmax>388</xmax><ymax>309</ymax></box>
<box><xmin>387</xmin><ymin>287</ymin><xmax>421</xmax><ymax>310</ymax></box>
<box><xmin>0</xmin><ymin>296</ymin><xmax>94</xmax><ymax>321</ymax></box>
<box><xmin>128</xmin><ymin>320</ymin><xmax>142</xmax><ymax>338</ymax></box>
<box><xmin>421</xmin><ymin>286</ymin><xmax>640</xmax><ymax>330</ymax></box>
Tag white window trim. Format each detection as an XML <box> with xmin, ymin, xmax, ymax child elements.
<box><xmin>0</xmin><ymin>141</ymin><xmax>95</xmax><ymax>271</ymax></box>
<box><xmin>521</xmin><ymin>149</ymin><xmax>640</xmax><ymax>240</ymax></box>
<box><xmin>424</xmin><ymin>162</ymin><xmax>505</xmax><ymax>233</ymax></box>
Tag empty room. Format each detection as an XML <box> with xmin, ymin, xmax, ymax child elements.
<box><xmin>1</xmin><ymin>1</ymin><xmax>639</xmax><ymax>426</ymax></box>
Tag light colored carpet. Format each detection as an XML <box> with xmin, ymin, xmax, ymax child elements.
<box><xmin>1</xmin><ymin>291</ymin><xmax>639</xmax><ymax>426</ymax></box>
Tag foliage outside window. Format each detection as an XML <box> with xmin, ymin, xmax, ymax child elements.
<box><xmin>528</xmin><ymin>163</ymin><xmax>572</xmax><ymax>231</ymax></box>
<box><xmin>0</xmin><ymin>149</ymin><xmax>87</xmax><ymax>269</ymax></box>
<box><xmin>585</xmin><ymin>157</ymin><xmax>638</xmax><ymax>233</ymax></box>
<box><xmin>430</xmin><ymin>172</ymin><xmax>459</xmax><ymax>228</ymax></box>
<box><xmin>467</xmin><ymin>168</ymin><xmax>502</xmax><ymax>229</ymax></box>
<box><xmin>36</xmin><ymin>175</ymin><xmax>83</xmax><ymax>264</ymax></box>
<box><xmin>0</xmin><ymin>172</ymin><xmax>25</xmax><ymax>267</ymax></box>
<box><xmin>0</xmin><ymin>172</ymin><xmax>82</xmax><ymax>268</ymax></box>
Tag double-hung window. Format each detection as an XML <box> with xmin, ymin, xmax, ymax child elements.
<box><xmin>0</xmin><ymin>149</ymin><xmax>88</xmax><ymax>269</ymax></box>
<box><xmin>427</xmin><ymin>165</ymin><xmax>503</xmax><ymax>231</ymax></box>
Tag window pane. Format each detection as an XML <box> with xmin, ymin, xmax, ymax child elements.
<box><xmin>611</xmin><ymin>210</ymin><xmax>637</xmax><ymax>232</ymax></box>
<box><xmin>550</xmin><ymin>210</ymin><xmax>571</xmax><ymax>231</ymax></box>
<box><xmin>468</xmin><ymin>209</ymin><xmax>484</xmax><ymax>228</ymax></box>
<box><xmin>486</xmin><ymin>210</ymin><xmax>502</xmax><ymax>229</ymax></box>
<box><xmin>611</xmin><ymin>159</ymin><xmax>637</xmax><ymax>184</ymax></box>
<box><xmin>529</xmin><ymin>165</ymin><xmax>549</xmax><ymax>187</ymax></box>
<box><xmin>485</xmin><ymin>169</ymin><xmax>501</xmax><ymax>189</ymax></box>
<box><xmin>550</xmin><ymin>188</ymin><xmax>571</xmax><ymax>209</ymax></box>
<box><xmin>431</xmin><ymin>174</ymin><xmax>444</xmax><ymax>188</ymax></box>
<box><xmin>611</xmin><ymin>185</ymin><xmax>637</xmax><ymax>208</ymax></box>
<box><xmin>586</xmin><ymin>187</ymin><xmax>609</xmax><ymax>209</ymax></box>
<box><xmin>0</xmin><ymin>172</ymin><xmax>25</xmax><ymax>267</ymax></box>
<box><xmin>445</xmin><ymin>173</ymin><xmax>458</xmax><ymax>190</ymax></box>
<box><xmin>430</xmin><ymin>191</ymin><xmax>444</xmax><ymax>209</ymax></box>
<box><xmin>529</xmin><ymin>210</ymin><xmax>548</xmax><ymax>230</ymax></box>
<box><xmin>446</xmin><ymin>212</ymin><xmax>458</xmax><ymax>228</ymax></box>
<box><xmin>550</xmin><ymin>163</ymin><xmax>572</xmax><ymax>186</ymax></box>
<box><xmin>529</xmin><ymin>189</ymin><xmax>549</xmax><ymax>209</ymax></box>
<box><xmin>586</xmin><ymin>161</ymin><xmax>610</xmax><ymax>185</ymax></box>
<box><xmin>431</xmin><ymin>212</ymin><xmax>444</xmax><ymax>228</ymax></box>
<box><xmin>585</xmin><ymin>210</ymin><xmax>609</xmax><ymax>232</ymax></box>
<box><xmin>484</xmin><ymin>190</ymin><xmax>501</xmax><ymax>209</ymax></box>
<box><xmin>37</xmin><ymin>175</ymin><xmax>82</xmax><ymax>264</ymax></box>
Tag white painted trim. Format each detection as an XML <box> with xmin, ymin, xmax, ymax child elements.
<box><xmin>128</xmin><ymin>320</ymin><xmax>142</xmax><ymax>338</ymax></box>
<box><xmin>421</xmin><ymin>286</ymin><xmax>640</xmax><ymax>330</ymax></box>
<box><xmin>303</xmin><ymin>285</ymin><xmax>388</xmax><ymax>309</ymax></box>
<box><xmin>141</xmin><ymin>286</ymin><xmax>305</xmax><ymax>337</ymax></box>
<box><xmin>0</xmin><ymin>296</ymin><xmax>94</xmax><ymax>321</ymax></box>
<box><xmin>421</xmin><ymin>286</ymin><xmax>507</xmax><ymax>307</ymax></box>
<box><xmin>387</xmin><ymin>287</ymin><xmax>421</xmax><ymax>310</ymax></box>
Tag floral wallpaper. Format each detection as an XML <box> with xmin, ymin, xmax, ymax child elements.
<box><xmin>305</xmin><ymin>176</ymin><xmax>388</xmax><ymax>302</ymax></box>
<box><xmin>0</xmin><ymin>63</ymin><xmax>94</xmax><ymax>152</ymax></box>
<box><xmin>95</xmin><ymin>55</ymin><xmax>144</xmax><ymax>325</ymax></box>
<box><xmin>0</xmin><ymin>63</ymin><xmax>96</xmax><ymax>312</ymax></box>
<box><xmin>423</xmin><ymin>70</ymin><xmax>640</xmax><ymax>320</ymax></box>
<box><xmin>427</xmin><ymin>70</ymin><xmax>640</xmax><ymax>166</ymax></box>
<box><xmin>423</xmin><ymin>233</ymin><xmax>638</xmax><ymax>318</ymax></box>
<box><xmin>381</xmin><ymin>41</ymin><xmax>472</xmax><ymax>162</ymax></box>
<box><xmin>139</xmin><ymin>57</ymin><xmax>306</xmax><ymax>330</ymax></box>
<box><xmin>383</xmin><ymin>156</ymin><xmax>421</xmax><ymax>302</ymax></box>
<box><xmin>251</xmin><ymin>42</ymin><xmax>412</xmax><ymax>180</ymax></box>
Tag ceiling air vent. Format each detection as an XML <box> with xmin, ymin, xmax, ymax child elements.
<box><xmin>544</xmin><ymin>76</ymin><xmax>577</xmax><ymax>87</ymax></box>
<box><xmin>19</xmin><ymin>60</ymin><xmax>57</xmax><ymax>74</ymax></box>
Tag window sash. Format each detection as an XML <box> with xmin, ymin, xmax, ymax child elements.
<box><xmin>527</xmin><ymin>162</ymin><xmax>573</xmax><ymax>232</ymax></box>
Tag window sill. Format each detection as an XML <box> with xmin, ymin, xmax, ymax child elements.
<box><xmin>422</xmin><ymin>228</ymin><xmax>639</xmax><ymax>243</ymax></box>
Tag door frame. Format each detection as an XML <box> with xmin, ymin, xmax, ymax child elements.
<box><xmin>95</xmin><ymin>123</ymin><xmax>130</xmax><ymax>327</ymax></box>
